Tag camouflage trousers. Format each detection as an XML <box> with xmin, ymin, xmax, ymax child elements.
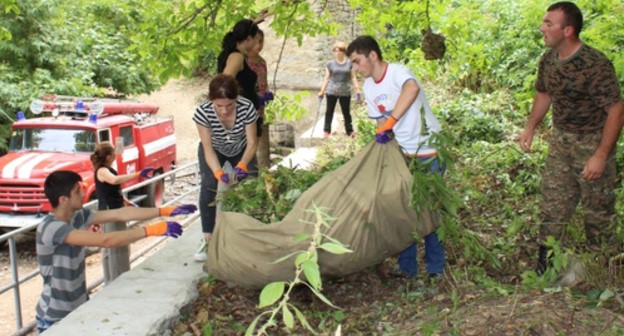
<box><xmin>538</xmin><ymin>128</ymin><xmax>616</xmax><ymax>249</ymax></box>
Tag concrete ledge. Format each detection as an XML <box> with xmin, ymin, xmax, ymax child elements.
<box><xmin>43</xmin><ymin>221</ymin><xmax>206</xmax><ymax>336</ymax></box>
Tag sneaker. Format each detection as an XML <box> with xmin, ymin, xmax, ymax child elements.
<box><xmin>193</xmin><ymin>239</ymin><xmax>207</xmax><ymax>262</ymax></box>
<box><xmin>426</xmin><ymin>272</ymin><xmax>442</xmax><ymax>284</ymax></box>
<box><xmin>376</xmin><ymin>263</ymin><xmax>413</xmax><ymax>280</ymax></box>
<box><xmin>323</xmin><ymin>132</ymin><xmax>331</xmax><ymax>137</ymax></box>
<box><xmin>346</xmin><ymin>131</ymin><xmax>356</xmax><ymax>138</ymax></box>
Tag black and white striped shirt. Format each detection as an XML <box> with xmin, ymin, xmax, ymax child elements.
<box><xmin>193</xmin><ymin>96</ymin><xmax>258</xmax><ymax>157</ymax></box>
<box><xmin>36</xmin><ymin>208</ymin><xmax>94</xmax><ymax>322</ymax></box>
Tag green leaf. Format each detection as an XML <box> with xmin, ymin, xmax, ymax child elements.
<box><xmin>318</xmin><ymin>242</ymin><xmax>352</xmax><ymax>255</ymax></box>
<box><xmin>282</xmin><ymin>305</ymin><xmax>294</xmax><ymax>329</ymax></box>
<box><xmin>302</xmin><ymin>260</ymin><xmax>321</xmax><ymax>290</ymax></box>
<box><xmin>293</xmin><ymin>232</ymin><xmax>310</xmax><ymax>242</ymax></box>
<box><xmin>272</xmin><ymin>251</ymin><xmax>302</xmax><ymax>264</ymax></box>
<box><xmin>295</xmin><ymin>252</ymin><xmax>308</xmax><ymax>267</ymax></box>
<box><xmin>258</xmin><ymin>281</ymin><xmax>286</xmax><ymax>308</ymax></box>
<box><xmin>307</xmin><ymin>285</ymin><xmax>338</xmax><ymax>308</ymax></box>
<box><xmin>245</xmin><ymin>315</ymin><xmax>261</xmax><ymax>336</ymax></box>
<box><xmin>202</xmin><ymin>322</ymin><xmax>212</xmax><ymax>336</ymax></box>
<box><xmin>599</xmin><ymin>289</ymin><xmax>615</xmax><ymax>302</ymax></box>
<box><xmin>293</xmin><ymin>306</ymin><xmax>315</xmax><ymax>333</ymax></box>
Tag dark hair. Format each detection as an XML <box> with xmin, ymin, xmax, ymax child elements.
<box><xmin>45</xmin><ymin>170</ymin><xmax>82</xmax><ymax>208</ymax></box>
<box><xmin>208</xmin><ymin>74</ymin><xmax>240</xmax><ymax>100</ymax></box>
<box><xmin>548</xmin><ymin>1</ymin><xmax>583</xmax><ymax>37</ymax></box>
<box><xmin>90</xmin><ymin>142</ymin><xmax>114</xmax><ymax>170</ymax></box>
<box><xmin>346</xmin><ymin>35</ymin><xmax>383</xmax><ymax>61</ymax></box>
<box><xmin>217</xmin><ymin>19</ymin><xmax>259</xmax><ymax>72</ymax></box>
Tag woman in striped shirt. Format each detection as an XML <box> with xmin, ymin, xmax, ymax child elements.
<box><xmin>192</xmin><ymin>74</ymin><xmax>258</xmax><ymax>261</ymax></box>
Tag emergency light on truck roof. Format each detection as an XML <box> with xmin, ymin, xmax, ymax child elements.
<box><xmin>28</xmin><ymin>94</ymin><xmax>158</xmax><ymax>119</ymax></box>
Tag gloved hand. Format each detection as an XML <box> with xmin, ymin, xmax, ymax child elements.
<box><xmin>375</xmin><ymin>130</ymin><xmax>394</xmax><ymax>144</ymax></box>
<box><xmin>234</xmin><ymin>162</ymin><xmax>249</xmax><ymax>181</ymax></box>
<box><xmin>356</xmin><ymin>93</ymin><xmax>362</xmax><ymax>104</ymax></box>
<box><xmin>159</xmin><ymin>204</ymin><xmax>198</xmax><ymax>217</ymax></box>
<box><xmin>124</xmin><ymin>198</ymin><xmax>139</xmax><ymax>207</ymax></box>
<box><xmin>318</xmin><ymin>93</ymin><xmax>324</xmax><ymax>101</ymax></box>
<box><xmin>263</xmin><ymin>91</ymin><xmax>274</xmax><ymax>105</ymax></box>
<box><xmin>144</xmin><ymin>221</ymin><xmax>183</xmax><ymax>238</ymax></box>
<box><xmin>376</xmin><ymin>115</ymin><xmax>397</xmax><ymax>135</ymax></box>
<box><xmin>140</xmin><ymin>167</ymin><xmax>155</xmax><ymax>179</ymax></box>
<box><xmin>214</xmin><ymin>169</ymin><xmax>229</xmax><ymax>184</ymax></box>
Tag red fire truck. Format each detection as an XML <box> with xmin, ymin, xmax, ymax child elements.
<box><xmin>0</xmin><ymin>95</ymin><xmax>176</xmax><ymax>236</ymax></box>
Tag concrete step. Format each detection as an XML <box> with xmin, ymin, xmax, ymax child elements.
<box><xmin>43</xmin><ymin>222</ymin><xmax>206</xmax><ymax>336</ymax></box>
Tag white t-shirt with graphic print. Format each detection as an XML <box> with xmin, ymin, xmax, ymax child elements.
<box><xmin>363</xmin><ymin>63</ymin><xmax>440</xmax><ymax>155</ymax></box>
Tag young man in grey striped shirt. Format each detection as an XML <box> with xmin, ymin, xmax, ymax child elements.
<box><xmin>36</xmin><ymin>170</ymin><xmax>196</xmax><ymax>333</ymax></box>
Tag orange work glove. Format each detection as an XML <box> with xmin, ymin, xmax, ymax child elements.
<box><xmin>159</xmin><ymin>204</ymin><xmax>198</xmax><ymax>217</ymax></box>
<box><xmin>376</xmin><ymin>115</ymin><xmax>398</xmax><ymax>134</ymax></box>
<box><xmin>159</xmin><ymin>206</ymin><xmax>176</xmax><ymax>217</ymax></box>
<box><xmin>234</xmin><ymin>162</ymin><xmax>249</xmax><ymax>180</ymax></box>
<box><xmin>144</xmin><ymin>221</ymin><xmax>183</xmax><ymax>238</ymax></box>
<box><xmin>144</xmin><ymin>221</ymin><xmax>167</xmax><ymax>236</ymax></box>
<box><xmin>213</xmin><ymin>169</ymin><xmax>229</xmax><ymax>183</ymax></box>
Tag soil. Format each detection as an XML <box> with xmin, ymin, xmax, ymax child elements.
<box><xmin>172</xmin><ymin>268</ymin><xmax>624</xmax><ymax>336</ymax></box>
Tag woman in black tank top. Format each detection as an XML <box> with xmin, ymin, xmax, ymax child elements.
<box><xmin>217</xmin><ymin>19</ymin><xmax>262</xmax><ymax>134</ymax></box>
<box><xmin>91</xmin><ymin>142</ymin><xmax>149</xmax><ymax>210</ymax></box>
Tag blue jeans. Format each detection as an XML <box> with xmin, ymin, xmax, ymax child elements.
<box><xmin>36</xmin><ymin>315</ymin><xmax>56</xmax><ymax>333</ymax></box>
<box><xmin>398</xmin><ymin>156</ymin><xmax>446</xmax><ymax>277</ymax></box>
<box><xmin>197</xmin><ymin>143</ymin><xmax>257</xmax><ymax>234</ymax></box>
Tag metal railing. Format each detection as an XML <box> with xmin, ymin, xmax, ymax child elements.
<box><xmin>0</xmin><ymin>161</ymin><xmax>200</xmax><ymax>336</ymax></box>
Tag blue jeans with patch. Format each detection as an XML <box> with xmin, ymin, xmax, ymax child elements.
<box><xmin>36</xmin><ymin>315</ymin><xmax>56</xmax><ymax>334</ymax></box>
<box><xmin>398</xmin><ymin>156</ymin><xmax>446</xmax><ymax>277</ymax></box>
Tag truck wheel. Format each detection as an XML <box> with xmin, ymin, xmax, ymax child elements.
<box><xmin>143</xmin><ymin>175</ymin><xmax>164</xmax><ymax>207</ymax></box>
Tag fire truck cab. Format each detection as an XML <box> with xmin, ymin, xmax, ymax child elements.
<box><xmin>0</xmin><ymin>95</ymin><xmax>176</xmax><ymax>236</ymax></box>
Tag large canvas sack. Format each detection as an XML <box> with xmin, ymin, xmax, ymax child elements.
<box><xmin>206</xmin><ymin>140</ymin><xmax>442</xmax><ymax>288</ymax></box>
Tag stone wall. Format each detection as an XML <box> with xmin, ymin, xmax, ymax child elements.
<box><xmin>259</xmin><ymin>0</ymin><xmax>361</xmax><ymax>91</ymax></box>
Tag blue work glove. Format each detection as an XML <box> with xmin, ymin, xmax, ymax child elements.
<box><xmin>263</xmin><ymin>91</ymin><xmax>274</xmax><ymax>105</ymax></box>
<box><xmin>375</xmin><ymin>130</ymin><xmax>394</xmax><ymax>144</ymax></box>
<box><xmin>159</xmin><ymin>204</ymin><xmax>198</xmax><ymax>216</ymax></box>
<box><xmin>144</xmin><ymin>221</ymin><xmax>183</xmax><ymax>238</ymax></box>
<box><xmin>140</xmin><ymin>167</ymin><xmax>155</xmax><ymax>179</ymax></box>
<box><xmin>356</xmin><ymin>93</ymin><xmax>362</xmax><ymax>104</ymax></box>
<box><xmin>214</xmin><ymin>169</ymin><xmax>229</xmax><ymax>184</ymax></box>
<box><xmin>234</xmin><ymin>162</ymin><xmax>249</xmax><ymax>181</ymax></box>
<box><xmin>164</xmin><ymin>221</ymin><xmax>183</xmax><ymax>238</ymax></box>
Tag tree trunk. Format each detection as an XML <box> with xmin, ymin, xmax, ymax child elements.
<box><xmin>257</xmin><ymin>124</ymin><xmax>271</xmax><ymax>169</ymax></box>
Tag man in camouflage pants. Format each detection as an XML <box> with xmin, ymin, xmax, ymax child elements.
<box><xmin>519</xmin><ymin>1</ymin><xmax>624</xmax><ymax>274</ymax></box>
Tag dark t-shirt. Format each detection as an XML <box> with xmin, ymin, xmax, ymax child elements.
<box><xmin>535</xmin><ymin>44</ymin><xmax>621</xmax><ymax>134</ymax></box>
<box><xmin>218</xmin><ymin>51</ymin><xmax>260</xmax><ymax>109</ymax></box>
<box><xmin>95</xmin><ymin>166</ymin><xmax>124</xmax><ymax>210</ymax></box>
<box><xmin>237</xmin><ymin>60</ymin><xmax>261</xmax><ymax>109</ymax></box>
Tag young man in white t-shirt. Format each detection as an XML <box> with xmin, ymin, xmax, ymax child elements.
<box><xmin>347</xmin><ymin>35</ymin><xmax>445</xmax><ymax>280</ymax></box>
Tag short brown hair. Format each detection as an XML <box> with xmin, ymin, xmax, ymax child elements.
<box><xmin>208</xmin><ymin>74</ymin><xmax>239</xmax><ymax>100</ymax></box>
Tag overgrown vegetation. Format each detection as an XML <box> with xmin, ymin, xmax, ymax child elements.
<box><xmin>2</xmin><ymin>0</ymin><xmax>624</xmax><ymax>333</ymax></box>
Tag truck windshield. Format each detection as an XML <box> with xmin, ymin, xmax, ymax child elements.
<box><xmin>9</xmin><ymin>128</ymin><xmax>97</xmax><ymax>153</ymax></box>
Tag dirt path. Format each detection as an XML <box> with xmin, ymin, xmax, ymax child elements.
<box><xmin>136</xmin><ymin>77</ymin><xmax>211</xmax><ymax>164</ymax></box>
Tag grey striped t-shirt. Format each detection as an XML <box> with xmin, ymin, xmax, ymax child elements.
<box><xmin>36</xmin><ymin>208</ymin><xmax>94</xmax><ymax>322</ymax></box>
<box><xmin>193</xmin><ymin>96</ymin><xmax>258</xmax><ymax>157</ymax></box>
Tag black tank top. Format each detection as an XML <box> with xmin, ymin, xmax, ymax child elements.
<box><xmin>237</xmin><ymin>59</ymin><xmax>260</xmax><ymax>109</ymax></box>
<box><xmin>95</xmin><ymin>166</ymin><xmax>124</xmax><ymax>210</ymax></box>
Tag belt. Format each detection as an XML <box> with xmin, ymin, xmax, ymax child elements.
<box><xmin>403</xmin><ymin>151</ymin><xmax>437</xmax><ymax>159</ymax></box>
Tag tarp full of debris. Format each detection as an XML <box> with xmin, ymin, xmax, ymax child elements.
<box><xmin>206</xmin><ymin>140</ymin><xmax>441</xmax><ymax>288</ymax></box>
